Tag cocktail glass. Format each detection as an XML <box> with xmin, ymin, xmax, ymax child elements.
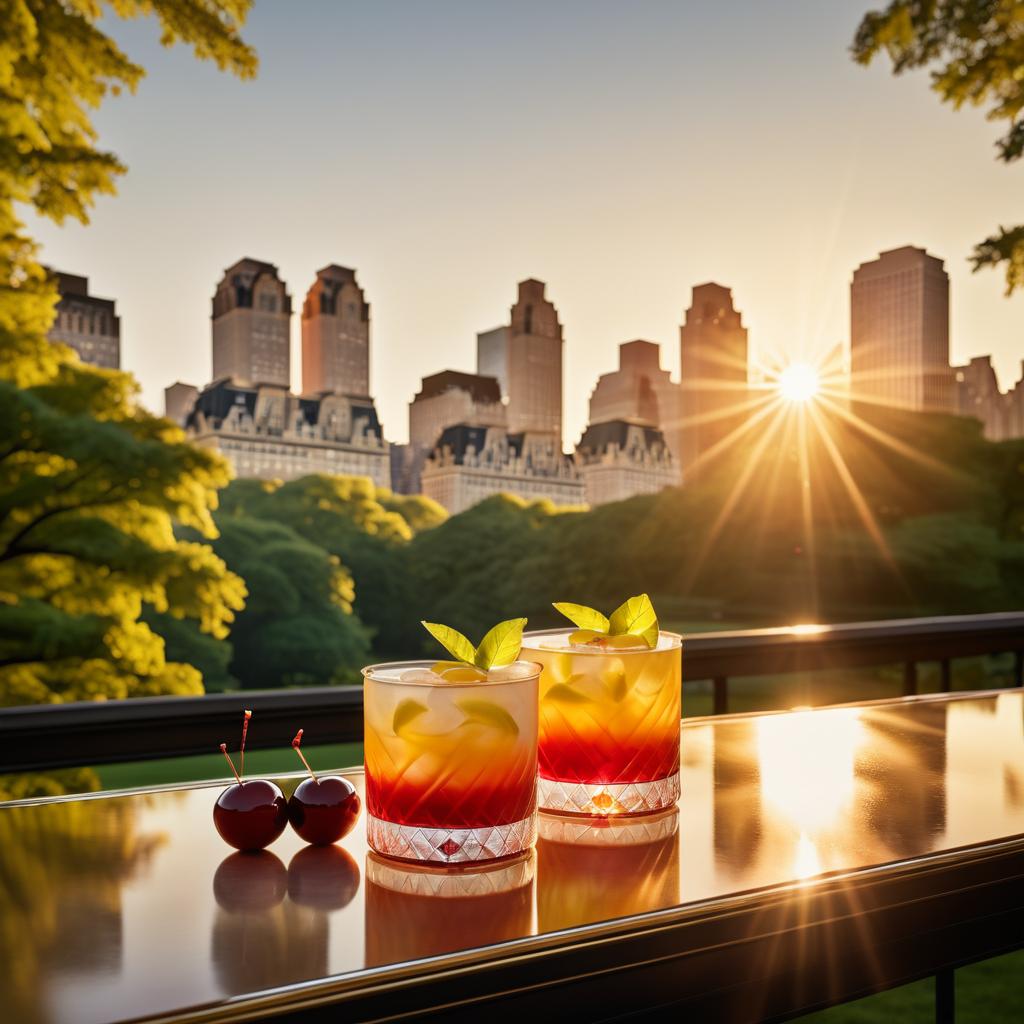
<box><xmin>522</xmin><ymin>628</ymin><xmax>682</xmax><ymax>815</ymax></box>
<box><xmin>363</xmin><ymin>659</ymin><xmax>539</xmax><ymax>863</ymax></box>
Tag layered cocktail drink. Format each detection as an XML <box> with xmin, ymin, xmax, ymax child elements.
<box><xmin>363</xmin><ymin>659</ymin><xmax>539</xmax><ymax>862</ymax></box>
<box><xmin>523</xmin><ymin>627</ymin><xmax>682</xmax><ymax>815</ymax></box>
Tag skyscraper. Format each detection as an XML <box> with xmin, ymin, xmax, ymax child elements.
<box><xmin>211</xmin><ymin>258</ymin><xmax>291</xmax><ymax>388</ymax></box>
<box><xmin>485</xmin><ymin>279</ymin><xmax>563</xmax><ymax>441</ymax></box>
<box><xmin>476</xmin><ymin>326</ymin><xmax>509</xmax><ymax>398</ymax></box>
<box><xmin>678</xmin><ymin>283</ymin><xmax>749</xmax><ymax>472</ymax></box>
<box><xmin>47</xmin><ymin>272</ymin><xmax>120</xmax><ymax>369</ymax></box>
<box><xmin>301</xmin><ymin>265</ymin><xmax>370</xmax><ymax>396</ymax></box>
<box><xmin>588</xmin><ymin>340</ymin><xmax>681</xmax><ymax>464</ymax></box>
<box><xmin>850</xmin><ymin>246</ymin><xmax>952</xmax><ymax>411</ymax></box>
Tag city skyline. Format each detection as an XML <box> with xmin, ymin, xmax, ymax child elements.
<box><xmin>27</xmin><ymin>0</ymin><xmax>1024</xmax><ymax>446</ymax></box>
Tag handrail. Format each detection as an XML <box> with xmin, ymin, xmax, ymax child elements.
<box><xmin>1</xmin><ymin>612</ymin><xmax>1021</xmax><ymax>773</ymax></box>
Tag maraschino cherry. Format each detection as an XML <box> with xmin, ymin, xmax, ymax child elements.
<box><xmin>213</xmin><ymin>710</ymin><xmax>288</xmax><ymax>852</ymax></box>
<box><xmin>287</xmin><ymin>729</ymin><xmax>361</xmax><ymax>846</ymax></box>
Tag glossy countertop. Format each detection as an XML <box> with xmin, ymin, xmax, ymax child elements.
<box><xmin>2</xmin><ymin>690</ymin><xmax>1023</xmax><ymax>1024</ymax></box>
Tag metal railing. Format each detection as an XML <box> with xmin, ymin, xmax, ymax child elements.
<box><xmin>1</xmin><ymin>611</ymin><xmax>1021</xmax><ymax>774</ymax></box>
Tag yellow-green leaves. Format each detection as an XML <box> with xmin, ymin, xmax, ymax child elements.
<box><xmin>473</xmin><ymin>618</ymin><xmax>527</xmax><ymax>670</ymax></box>
<box><xmin>552</xmin><ymin>593</ymin><xmax>660</xmax><ymax>649</ymax></box>
<box><xmin>608</xmin><ymin>594</ymin><xmax>659</xmax><ymax>648</ymax></box>
<box><xmin>421</xmin><ymin>622</ymin><xmax>475</xmax><ymax>664</ymax></box>
<box><xmin>421</xmin><ymin>617</ymin><xmax>527</xmax><ymax>673</ymax></box>
<box><xmin>552</xmin><ymin>602</ymin><xmax>610</xmax><ymax>633</ymax></box>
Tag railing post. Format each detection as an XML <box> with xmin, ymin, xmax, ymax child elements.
<box><xmin>713</xmin><ymin>677</ymin><xmax>728</xmax><ymax>716</ymax></box>
<box><xmin>903</xmin><ymin>661</ymin><xmax>918</xmax><ymax>697</ymax></box>
<box><xmin>940</xmin><ymin>659</ymin><xmax>952</xmax><ymax>693</ymax></box>
<box><xmin>935</xmin><ymin>967</ymin><xmax>955</xmax><ymax>1024</ymax></box>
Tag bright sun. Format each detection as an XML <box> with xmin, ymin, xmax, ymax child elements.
<box><xmin>778</xmin><ymin>362</ymin><xmax>820</xmax><ymax>403</ymax></box>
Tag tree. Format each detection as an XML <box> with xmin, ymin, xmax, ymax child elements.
<box><xmin>204</xmin><ymin>516</ymin><xmax>371</xmax><ymax>689</ymax></box>
<box><xmin>853</xmin><ymin>1</ymin><xmax>1024</xmax><ymax>292</ymax></box>
<box><xmin>1</xmin><ymin>1</ymin><xmax>256</xmax><ymax>342</ymax></box>
<box><xmin>218</xmin><ymin>475</ymin><xmax>446</xmax><ymax>655</ymax></box>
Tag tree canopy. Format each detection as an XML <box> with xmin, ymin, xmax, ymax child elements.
<box><xmin>853</xmin><ymin>0</ymin><xmax>1024</xmax><ymax>292</ymax></box>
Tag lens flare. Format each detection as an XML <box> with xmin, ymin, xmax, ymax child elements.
<box><xmin>778</xmin><ymin>363</ymin><xmax>820</xmax><ymax>403</ymax></box>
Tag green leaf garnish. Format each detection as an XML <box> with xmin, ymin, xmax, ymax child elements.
<box><xmin>473</xmin><ymin>617</ymin><xmax>527</xmax><ymax>670</ymax></box>
<box><xmin>393</xmin><ymin>698</ymin><xmax>428</xmax><ymax>734</ymax></box>
<box><xmin>608</xmin><ymin>594</ymin><xmax>659</xmax><ymax>648</ymax></box>
<box><xmin>552</xmin><ymin>593</ymin><xmax>660</xmax><ymax>649</ymax></box>
<box><xmin>456</xmin><ymin>698</ymin><xmax>519</xmax><ymax>736</ymax></box>
<box><xmin>421</xmin><ymin>622</ymin><xmax>475</xmax><ymax>664</ymax></box>
<box><xmin>552</xmin><ymin>602</ymin><xmax>610</xmax><ymax>633</ymax></box>
<box><xmin>421</xmin><ymin>617</ymin><xmax>528</xmax><ymax>675</ymax></box>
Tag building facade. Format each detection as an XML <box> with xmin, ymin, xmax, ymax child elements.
<box><xmin>211</xmin><ymin>258</ymin><xmax>292</xmax><ymax>388</ymax></box>
<box><xmin>589</xmin><ymin>340</ymin><xmax>681</xmax><ymax>471</ymax></box>
<box><xmin>184</xmin><ymin>378</ymin><xmax>389</xmax><ymax>485</ymax></box>
<box><xmin>678</xmin><ymin>282</ymin><xmax>749</xmax><ymax>473</ymax></box>
<box><xmin>499</xmin><ymin>279</ymin><xmax>564</xmax><ymax>439</ymax></box>
<box><xmin>575</xmin><ymin>420</ymin><xmax>678</xmax><ymax>507</ymax></box>
<box><xmin>954</xmin><ymin>356</ymin><xmax>1024</xmax><ymax>440</ymax></box>
<box><xmin>164</xmin><ymin>382</ymin><xmax>199</xmax><ymax>426</ymax></box>
<box><xmin>422</xmin><ymin>424</ymin><xmax>583</xmax><ymax>515</ymax></box>
<box><xmin>301</xmin><ymin>265</ymin><xmax>370</xmax><ymax>396</ymax></box>
<box><xmin>850</xmin><ymin>246</ymin><xmax>952</xmax><ymax>412</ymax></box>
<box><xmin>476</xmin><ymin>326</ymin><xmax>510</xmax><ymax>398</ymax></box>
<box><xmin>48</xmin><ymin>272</ymin><xmax>121</xmax><ymax>369</ymax></box>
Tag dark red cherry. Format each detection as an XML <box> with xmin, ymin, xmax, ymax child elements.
<box><xmin>287</xmin><ymin>776</ymin><xmax>360</xmax><ymax>846</ymax></box>
<box><xmin>213</xmin><ymin>851</ymin><xmax>287</xmax><ymax>912</ymax></box>
<box><xmin>214</xmin><ymin>780</ymin><xmax>288</xmax><ymax>851</ymax></box>
<box><xmin>287</xmin><ymin>845</ymin><xmax>361</xmax><ymax>909</ymax></box>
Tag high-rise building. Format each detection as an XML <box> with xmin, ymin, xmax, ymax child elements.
<box><xmin>589</xmin><ymin>340</ymin><xmax>681</xmax><ymax>469</ymax></box>
<box><xmin>47</xmin><ymin>272</ymin><xmax>121</xmax><ymax>369</ymax></box>
<box><xmin>954</xmin><ymin>356</ymin><xmax>1024</xmax><ymax>440</ymax></box>
<box><xmin>184</xmin><ymin>378</ymin><xmax>389</xmax><ymax>485</ymax></box>
<box><xmin>575</xmin><ymin>421</ymin><xmax>677</xmax><ymax>507</ymax></box>
<box><xmin>479</xmin><ymin>279</ymin><xmax>564</xmax><ymax>441</ymax></box>
<box><xmin>393</xmin><ymin>370</ymin><xmax>507</xmax><ymax>493</ymax></box>
<box><xmin>422</xmin><ymin>425</ymin><xmax>583</xmax><ymax>515</ymax></box>
<box><xmin>476</xmin><ymin>326</ymin><xmax>510</xmax><ymax>399</ymax></box>
<box><xmin>164</xmin><ymin>382</ymin><xmax>199</xmax><ymax>426</ymax></box>
<box><xmin>211</xmin><ymin>258</ymin><xmax>292</xmax><ymax>388</ymax></box>
<box><xmin>301</xmin><ymin>265</ymin><xmax>370</xmax><ymax>396</ymax></box>
<box><xmin>678</xmin><ymin>283</ymin><xmax>749</xmax><ymax>472</ymax></box>
<box><xmin>850</xmin><ymin>246</ymin><xmax>952</xmax><ymax>412</ymax></box>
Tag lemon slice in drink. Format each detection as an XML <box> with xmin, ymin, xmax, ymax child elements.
<box><xmin>456</xmin><ymin>699</ymin><xmax>519</xmax><ymax>737</ymax></box>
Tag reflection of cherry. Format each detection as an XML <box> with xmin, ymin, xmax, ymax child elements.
<box><xmin>214</xmin><ymin>780</ymin><xmax>288</xmax><ymax>851</ymax></box>
<box><xmin>213</xmin><ymin>851</ymin><xmax>287</xmax><ymax>912</ymax></box>
<box><xmin>287</xmin><ymin>730</ymin><xmax>361</xmax><ymax>846</ymax></box>
<box><xmin>287</xmin><ymin>845</ymin><xmax>361</xmax><ymax>910</ymax></box>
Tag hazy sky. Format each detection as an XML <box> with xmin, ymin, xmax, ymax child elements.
<box><xmin>31</xmin><ymin>0</ymin><xmax>1024</xmax><ymax>445</ymax></box>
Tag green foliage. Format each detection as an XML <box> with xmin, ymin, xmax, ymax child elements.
<box><xmin>217</xmin><ymin>474</ymin><xmax>445</xmax><ymax>654</ymax></box>
<box><xmin>201</xmin><ymin>516</ymin><xmax>371</xmax><ymax>689</ymax></box>
<box><xmin>852</xmin><ymin>0</ymin><xmax>1024</xmax><ymax>292</ymax></box>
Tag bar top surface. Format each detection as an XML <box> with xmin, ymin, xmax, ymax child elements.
<box><xmin>2</xmin><ymin>689</ymin><xmax>1023</xmax><ymax>1024</ymax></box>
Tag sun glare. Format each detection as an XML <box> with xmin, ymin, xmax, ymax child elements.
<box><xmin>778</xmin><ymin>362</ymin><xmax>820</xmax><ymax>403</ymax></box>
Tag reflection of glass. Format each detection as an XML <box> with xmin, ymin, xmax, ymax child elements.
<box><xmin>362</xmin><ymin>660</ymin><xmax>539</xmax><ymax>862</ymax></box>
<box><xmin>524</xmin><ymin>629</ymin><xmax>682</xmax><ymax>815</ymax></box>
<box><xmin>364</xmin><ymin>851</ymin><xmax>535</xmax><ymax>966</ymax></box>
<box><xmin>537</xmin><ymin>808</ymin><xmax>679</xmax><ymax>931</ymax></box>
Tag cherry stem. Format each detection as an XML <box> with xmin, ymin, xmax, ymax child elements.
<box><xmin>240</xmin><ymin>709</ymin><xmax>252</xmax><ymax>779</ymax></box>
<box><xmin>291</xmin><ymin>729</ymin><xmax>318</xmax><ymax>783</ymax></box>
<box><xmin>220</xmin><ymin>743</ymin><xmax>242</xmax><ymax>785</ymax></box>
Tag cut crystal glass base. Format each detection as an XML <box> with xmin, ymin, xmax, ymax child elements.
<box><xmin>366</xmin><ymin>850</ymin><xmax>535</xmax><ymax>897</ymax></box>
<box><xmin>538</xmin><ymin>806</ymin><xmax>679</xmax><ymax>847</ymax></box>
<box><xmin>537</xmin><ymin>772</ymin><xmax>680</xmax><ymax>816</ymax></box>
<box><xmin>366</xmin><ymin>813</ymin><xmax>536</xmax><ymax>863</ymax></box>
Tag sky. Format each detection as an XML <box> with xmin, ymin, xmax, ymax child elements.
<box><xmin>30</xmin><ymin>0</ymin><xmax>1024</xmax><ymax>446</ymax></box>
